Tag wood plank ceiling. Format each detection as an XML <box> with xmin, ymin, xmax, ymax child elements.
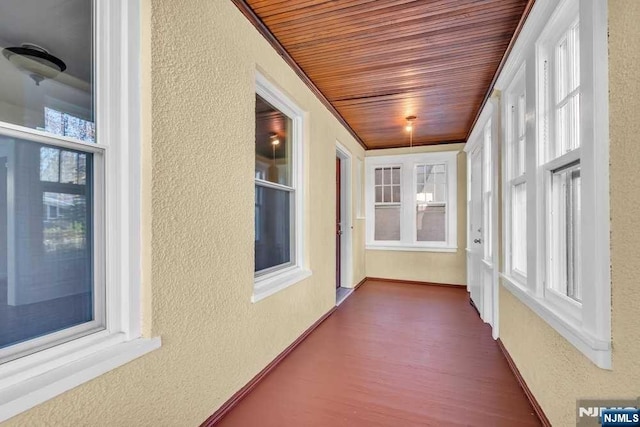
<box><xmin>238</xmin><ymin>0</ymin><xmax>532</xmax><ymax>149</ymax></box>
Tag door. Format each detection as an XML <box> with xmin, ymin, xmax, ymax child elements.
<box><xmin>336</xmin><ymin>157</ymin><xmax>341</xmax><ymax>288</ymax></box>
<box><xmin>468</xmin><ymin>147</ymin><xmax>484</xmax><ymax>315</ymax></box>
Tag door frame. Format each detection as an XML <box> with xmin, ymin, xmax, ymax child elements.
<box><xmin>464</xmin><ymin>97</ymin><xmax>500</xmax><ymax>339</ymax></box>
<box><xmin>336</xmin><ymin>141</ymin><xmax>353</xmax><ymax>288</ymax></box>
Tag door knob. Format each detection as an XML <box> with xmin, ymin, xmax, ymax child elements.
<box><xmin>473</xmin><ymin>238</ymin><xmax>481</xmax><ymax>244</ymax></box>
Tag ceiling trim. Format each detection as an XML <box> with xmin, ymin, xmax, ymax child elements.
<box><xmin>465</xmin><ymin>0</ymin><xmax>537</xmax><ymax>141</ymax></box>
<box><xmin>231</xmin><ymin>0</ymin><xmax>368</xmax><ymax>150</ymax></box>
<box><xmin>367</xmin><ymin>139</ymin><xmax>467</xmax><ymax>150</ymax></box>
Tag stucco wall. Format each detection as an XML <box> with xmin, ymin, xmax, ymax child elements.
<box><xmin>4</xmin><ymin>0</ymin><xmax>365</xmax><ymax>425</ymax></box>
<box><xmin>364</xmin><ymin>144</ymin><xmax>467</xmax><ymax>285</ymax></box>
<box><xmin>499</xmin><ymin>1</ymin><xmax>640</xmax><ymax>426</ymax></box>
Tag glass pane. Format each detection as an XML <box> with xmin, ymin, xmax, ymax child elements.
<box><xmin>384</xmin><ymin>168</ymin><xmax>392</xmax><ymax>186</ymax></box>
<box><xmin>570</xmin><ymin>93</ymin><xmax>580</xmax><ymax>150</ymax></box>
<box><xmin>375</xmin><ymin>186</ymin><xmax>383</xmax><ymax>203</ymax></box>
<box><xmin>556</xmin><ymin>37</ymin><xmax>568</xmax><ymax>102</ymax></box>
<box><xmin>416</xmin><ymin>205</ymin><xmax>446</xmax><ymax>242</ymax></box>
<box><xmin>512</xmin><ymin>182</ymin><xmax>527</xmax><ymax>275</ymax></box>
<box><xmin>254</xmin><ymin>185</ymin><xmax>291</xmax><ymax>272</ymax></box>
<box><xmin>374</xmin><ymin>205</ymin><xmax>400</xmax><ymax>241</ymax></box>
<box><xmin>0</xmin><ymin>2</ymin><xmax>94</xmax><ymax>141</ymax></box>
<box><xmin>255</xmin><ymin>95</ymin><xmax>292</xmax><ymax>186</ymax></box>
<box><xmin>0</xmin><ymin>136</ymin><xmax>95</xmax><ymax>350</ymax></box>
<box><xmin>392</xmin><ymin>167</ymin><xmax>400</xmax><ymax>184</ymax></box>
<box><xmin>570</xmin><ymin>24</ymin><xmax>580</xmax><ymax>92</ymax></box>
<box><xmin>375</xmin><ymin>168</ymin><xmax>382</xmax><ymax>185</ymax></box>
<box><xmin>383</xmin><ymin>186</ymin><xmax>391</xmax><ymax>203</ymax></box>
<box><xmin>549</xmin><ymin>165</ymin><xmax>581</xmax><ymax>301</ymax></box>
<box><xmin>556</xmin><ymin>103</ymin><xmax>569</xmax><ymax>156</ymax></box>
<box><xmin>392</xmin><ymin>185</ymin><xmax>401</xmax><ymax>203</ymax></box>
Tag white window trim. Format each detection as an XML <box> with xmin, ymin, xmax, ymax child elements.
<box><xmin>0</xmin><ymin>1</ymin><xmax>160</xmax><ymax>422</ymax></box>
<box><xmin>365</xmin><ymin>151</ymin><xmax>458</xmax><ymax>252</ymax></box>
<box><xmin>502</xmin><ymin>64</ymin><xmax>528</xmax><ymax>288</ymax></box>
<box><xmin>253</xmin><ymin>72</ymin><xmax>310</xmax><ymax>303</ymax></box>
<box><xmin>495</xmin><ymin>0</ymin><xmax>610</xmax><ymax>369</ymax></box>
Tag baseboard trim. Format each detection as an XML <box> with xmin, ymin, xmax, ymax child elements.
<box><xmin>200</xmin><ymin>306</ymin><xmax>338</xmax><ymax>426</ymax></box>
<box><xmin>353</xmin><ymin>277</ymin><xmax>367</xmax><ymax>291</ymax></box>
<box><xmin>365</xmin><ymin>277</ymin><xmax>466</xmax><ymax>290</ymax></box>
<box><xmin>469</xmin><ymin>297</ymin><xmax>481</xmax><ymax>316</ymax></box>
<box><xmin>496</xmin><ymin>339</ymin><xmax>551</xmax><ymax>427</ymax></box>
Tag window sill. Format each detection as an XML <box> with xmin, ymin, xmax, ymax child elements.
<box><xmin>253</xmin><ymin>266</ymin><xmax>312</xmax><ymax>303</ymax></box>
<box><xmin>500</xmin><ymin>273</ymin><xmax>611</xmax><ymax>369</ymax></box>
<box><xmin>366</xmin><ymin>244</ymin><xmax>457</xmax><ymax>253</ymax></box>
<box><xmin>0</xmin><ymin>335</ymin><xmax>161</xmax><ymax>422</ymax></box>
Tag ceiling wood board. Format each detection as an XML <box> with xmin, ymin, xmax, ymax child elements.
<box><xmin>238</xmin><ymin>0</ymin><xmax>532</xmax><ymax>149</ymax></box>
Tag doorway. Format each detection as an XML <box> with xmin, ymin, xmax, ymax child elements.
<box><xmin>335</xmin><ymin>143</ymin><xmax>353</xmax><ymax>305</ymax></box>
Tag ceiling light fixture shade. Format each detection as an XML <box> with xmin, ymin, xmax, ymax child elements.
<box><xmin>2</xmin><ymin>43</ymin><xmax>67</xmax><ymax>86</ymax></box>
<box><xmin>405</xmin><ymin>115</ymin><xmax>417</xmax><ymax>147</ymax></box>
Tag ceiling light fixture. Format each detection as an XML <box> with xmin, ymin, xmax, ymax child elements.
<box><xmin>405</xmin><ymin>115</ymin><xmax>417</xmax><ymax>147</ymax></box>
<box><xmin>2</xmin><ymin>43</ymin><xmax>67</xmax><ymax>86</ymax></box>
<box><xmin>270</xmin><ymin>133</ymin><xmax>280</xmax><ymax>162</ymax></box>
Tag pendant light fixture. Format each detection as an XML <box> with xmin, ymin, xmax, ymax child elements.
<box><xmin>2</xmin><ymin>43</ymin><xmax>67</xmax><ymax>86</ymax></box>
<box><xmin>405</xmin><ymin>115</ymin><xmax>417</xmax><ymax>147</ymax></box>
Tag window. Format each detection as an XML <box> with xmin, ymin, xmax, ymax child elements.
<box><xmin>482</xmin><ymin>121</ymin><xmax>493</xmax><ymax>262</ymax></box>
<box><xmin>0</xmin><ymin>1</ymin><xmax>158</xmax><ymax>422</ymax></box>
<box><xmin>253</xmin><ymin>72</ymin><xmax>310</xmax><ymax>303</ymax></box>
<box><xmin>542</xmin><ymin>17</ymin><xmax>582</xmax><ymax>303</ymax></box>
<box><xmin>499</xmin><ymin>0</ymin><xmax>610</xmax><ymax>368</ymax></box>
<box><xmin>365</xmin><ymin>151</ymin><xmax>457</xmax><ymax>252</ymax></box>
<box><xmin>504</xmin><ymin>68</ymin><xmax>527</xmax><ymax>282</ymax></box>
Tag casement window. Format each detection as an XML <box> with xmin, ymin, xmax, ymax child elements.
<box><xmin>0</xmin><ymin>1</ymin><xmax>158</xmax><ymax>422</ymax></box>
<box><xmin>253</xmin><ymin>73</ymin><xmax>310</xmax><ymax>303</ymax></box>
<box><xmin>504</xmin><ymin>68</ymin><xmax>528</xmax><ymax>283</ymax></box>
<box><xmin>500</xmin><ymin>0</ymin><xmax>610</xmax><ymax>368</ymax></box>
<box><xmin>365</xmin><ymin>152</ymin><xmax>457</xmax><ymax>252</ymax></box>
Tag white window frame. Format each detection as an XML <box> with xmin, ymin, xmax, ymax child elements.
<box><xmin>503</xmin><ymin>65</ymin><xmax>528</xmax><ymax>287</ymax></box>
<box><xmin>498</xmin><ymin>0</ymin><xmax>610</xmax><ymax>369</ymax></box>
<box><xmin>365</xmin><ymin>151</ymin><xmax>458</xmax><ymax>252</ymax></box>
<box><xmin>0</xmin><ymin>1</ymin><xmax>160</xmax><ymax>422</ymax></box>
<box><xmin>253</xmin><ymin>72</ymin><xmax>310</xmax><ymax>303</ymax></box>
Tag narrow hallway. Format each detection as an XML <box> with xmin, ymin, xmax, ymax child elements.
<box><xmin>214</xmin><ymin>280</ymin><xmax>541</xmax><ymax>426</ymax></box>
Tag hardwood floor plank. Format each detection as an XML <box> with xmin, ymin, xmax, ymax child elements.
<box><xmin>214</xmin><ymin>280</ymin><xmax>542</xmax><ymax>426</ymax></box>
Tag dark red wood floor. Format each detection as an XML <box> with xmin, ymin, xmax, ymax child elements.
<box><xmin>215</xmin><ymin>280</ymin><xmax>541</xmax><ymax>426</ymax></box>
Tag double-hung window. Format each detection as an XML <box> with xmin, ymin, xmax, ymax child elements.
<box><xmin>253</xmin><ymin>73</ymin><xmax>309</xmax><ymax>303</ymax></box>
<box><xmin>501</xmin><ymin>0</ymin><xmax>610</xmax><ymax>368</ymax></box>
<box><xmin>0</xmin><ymin>1</ymin><xmax>157</xmax><ymax>421</ymax></box>
<box><xmin>504</xmin><ymin>68</ymin><xmax>528</xmax><ymax>284</ymax></box>
<box><xmin>365</xmin><ymin>151</ymin><xmax>457</xmax><ymax>252</ymax></box>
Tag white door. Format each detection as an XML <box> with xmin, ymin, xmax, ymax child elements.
<box><xmin>468</xmin><ymin>146</ymin><xmax>484</xmax><ymax>315</ymax></box>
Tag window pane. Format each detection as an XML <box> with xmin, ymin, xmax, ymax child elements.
<box><xmin>392</xmin><ymin>185</ymin><xmax>401</xmax><ymax>203</ymax></box>
<box><xmin>0</xmin><ymin>2</ymin><xmax>94</xmax><ymax>141</ymax></box>
<box><xmin>0</xmin><ymin>137</ymin><xmax>95</xmax><ymax>350</ymax></box>
<box><xmin>512</xmin><ymin>182</ymin><xmax>527</xmax><ymax>275</ymax></box>
<box><xmin>570</xmin><ymin>93</ymin><xmax>580</xmax><ymax>151</ymax></box>
<box><xmin>416</xmin><ymin>205</ymin><xmax>446</xmax><ymax>242</ymax></box>
<box><xmin>383</xmin><ymin>186</ymin><xmax>391</xmax><ymax>203</ymax></box>
<box><xmin>556</xmin><ymin>102</ymin><xmax>569</xmax><ymax>156</ymax></box>
<box><xmin>375</xmin><ymin>186</ymin><xmax>382</xmax><ymax>203</ymax></box>
<box><xmin>375</xmin><ymin>168</ymin><xmax>382</xmax><ymax>185</ymax></box>
<box><xmin>374</xmin><ymin>205</ymin><xmax>400</xmax><ymax>241</ymax></box>
<box><xmin>549</xmin><ymin>164</ymin><xmax>581</xmax><ymax>301</ymax></box>
<box><xmin>254</xmin><ymin>185</ymin><xmax>291</xmax><ymax>272</ymax></box>
<box><xmin>556</xmin><ymin>37</ymin><xmax>568</xmax><ymax>102</ymax></box>
<box><xmin>392</xmin><ymin>167</ymin><xmax>400</xmax><ymax>184</ymax></box>
<box><xmin>255</xmin><ymin>95</ymin><xmax>292</xmax><ymax>186</ymax></box>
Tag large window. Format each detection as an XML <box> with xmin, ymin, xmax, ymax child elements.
<box><xmin>365</xmin><ymin>151</ymin><xmax>457</xmax><ymax>252</ymax></box>
<box><xmin>0</xmin><ymin>1</ymin><xmax>157</xmax><ymax>421</ymax></box>
<box><xmin>499</xmin><ymin>0</ymin><xmax>610</xmax><ymax>368</ymax></box>
<box><xmin>253</xmin><ymin>73</ymin><xmax>309</xmax><ymax>303</ymax></box>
